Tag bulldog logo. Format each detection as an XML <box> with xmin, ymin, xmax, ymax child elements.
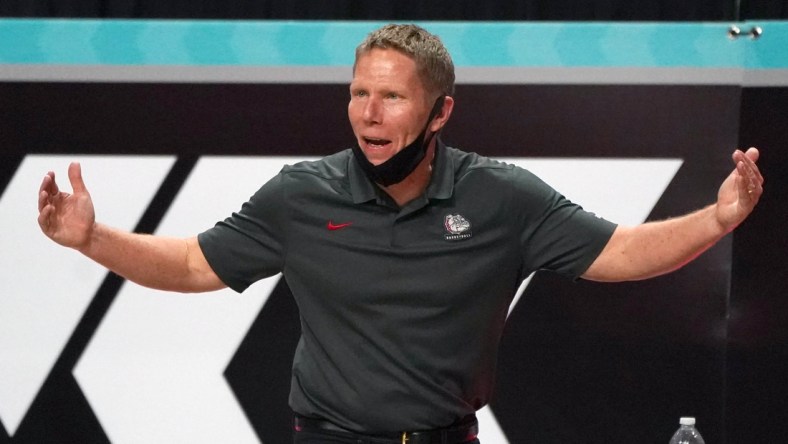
<box><xmin>444</xmin><ymin>214</ymin><xmax>473</xmax><ymax>241</ymax></box>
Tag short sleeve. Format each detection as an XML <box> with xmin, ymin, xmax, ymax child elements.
<box><xmin>513</xmin><ymin>167</ymin><xmax>617</xmax><ymax>279</ymax></box>
<box><xmin>197</xmin><ymin>173</ymin><xmax>287</xmax><ymax>292</ymax></box>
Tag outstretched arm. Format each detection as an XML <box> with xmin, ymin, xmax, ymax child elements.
<box><xmin>38</xmin><ymin>162</ymin><xmax>225</xmax><ymax>293</ymax></box>
<box><xmin>582</xmin><ymin>148</ymin><xmax>764</xmax><ymax>282</ymax></box>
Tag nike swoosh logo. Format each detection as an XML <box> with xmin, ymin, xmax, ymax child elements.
<box><xmin>327</xmin><ymin>221</ymin><xmax>353</xmax><ymax>231</ymax></box>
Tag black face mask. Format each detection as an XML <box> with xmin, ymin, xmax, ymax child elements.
<box><xmin>352</xmin><ymin>96</ymin><xmax>445</xmax><ymax>186</ymax></box>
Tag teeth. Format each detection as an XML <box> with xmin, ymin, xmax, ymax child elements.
<box><xmin>365</xmin><ymin>138</ymin><xmax>389</xmax><ymax>146</ymax></box>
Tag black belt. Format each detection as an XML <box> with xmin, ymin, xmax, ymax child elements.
<box><xmin>294</xmin><ymin>415</ymin><xmax>479</xmax><ymax>444</ymax></box>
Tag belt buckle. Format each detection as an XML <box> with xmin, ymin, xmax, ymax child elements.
<box><xmin>401</xmin><ymin>431</ymin><xmax>409</xmax><ymax>444</ymax></box>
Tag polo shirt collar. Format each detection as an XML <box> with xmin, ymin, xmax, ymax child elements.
<box><xmin>347</xmin><ymin>138</ymin><xmax>456</xmax><ymax>205</ymax></box>
<box><xmin>347</xmin><ymin>149</ymin><xmax>380</xmax><ymax>204</ymax></box>
<box><xmin>425</xmin><ymin>138</ymin><xmax>455</xmax><ymax>200</ymax></box>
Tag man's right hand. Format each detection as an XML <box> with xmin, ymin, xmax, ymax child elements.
<box><xmin>38</xmin><ymin>162</ymin><xmax>96</xmax><ymax>251</ymax></box>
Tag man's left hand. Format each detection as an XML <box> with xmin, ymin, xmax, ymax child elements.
<box><xmin>716</xmin><ymin>147</ymin><xmax>764</xmax><ymax>231</ymax></box>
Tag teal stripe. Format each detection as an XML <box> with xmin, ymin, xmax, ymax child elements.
<box><xmin>745</xmin><ymin>20</ymin><xmax>788</xmax><ymax>69</ymax></box>
<box><xmin>0</xmin><ymin>19</ymin><xmax>786</xmax><ymax>68</ymax></box>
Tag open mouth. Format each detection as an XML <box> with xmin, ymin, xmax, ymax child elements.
<box><xmin>363</xmin><ymin>137</ymin><xmax>392</xmax><ymax>148</ymax></box>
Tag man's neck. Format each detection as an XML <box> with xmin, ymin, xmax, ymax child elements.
<box><xmin>379</xmin><ymin>140</ymin><xmax>437</xmax><ymax>207</ymax></box>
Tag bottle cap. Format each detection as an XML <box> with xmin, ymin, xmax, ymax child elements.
<box><xmin>679</xmin><ymin>417</ymin><xmax>696</xmax><ymax>426</ymax></box>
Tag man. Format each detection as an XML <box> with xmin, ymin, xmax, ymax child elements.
<box><xmin>38</xmin><ymin>24</ymin><xmax>763</xmax><ymax>444</ymax></box>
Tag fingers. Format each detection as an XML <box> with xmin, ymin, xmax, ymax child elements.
<box><xmin>37</xmin><ymin>203</ymin><xmax>53</xmax><ymax>232</ymax></box>
<box><xmin>38</xmin><ymin>178</ymin><xmax>50</xmax><ymax>212</ymax></box>
<box><xmin>38</xmin><ymin>171</ymin><xmax>57</xmax><ymax>212</ymax></box>
<box><xmin>733</xmin><ymin>147</ymin><xmax>764</xmax><ymax>200</ymax></box>
<box><xmin>68</xmin><ymin>162</ymin><xmax>87</xmax><ymax>194</ymax></box>
<box><xmin>38</xmin><ymin>162</ymin><xmax>86</xmax><ymax>213</ymax></box>
<box><xmin>745</xmin><ymin>147</ymin><xmax>759</xmax><ymax>162</ymax></box>
<box><xmin>38</xmin><ymin>171</ymin><xmax>57</xmax><ymax>194</ymax></box>
<box><xmin>38</xmin><ymin>171</ymin><xmax>55</xmax><ymax>194</ymax></box>
<box><xmin>733</xmin><ymin>147</ymin><xmax>761</xmax><ymax>166</ymax></box>
<box><xmin>38</xmin><ymin>189</ymin><xmax>48</xmax><ymax>213</ymax></box>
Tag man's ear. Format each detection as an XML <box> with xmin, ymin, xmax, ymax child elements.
<box><xmin>430</xmin><ymin>95</ymin><xmax>455</xmax><ymax>133</ymax></box>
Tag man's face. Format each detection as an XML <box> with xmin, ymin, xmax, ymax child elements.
<box><xmin>348</xmin><ymin>48</ymin><xmax>435</xmax><ymax>166</ymax></box>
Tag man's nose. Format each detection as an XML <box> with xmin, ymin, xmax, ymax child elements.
<box><xmin>362</xmin><ymin>97</ymin><xmax>382</xmax><ymax>124</ymax></box>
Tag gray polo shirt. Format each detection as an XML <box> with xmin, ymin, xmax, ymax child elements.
<box><xmin>198</xmin><ymin>142</ymin><xmax>616</xmax><ymax>433</ymax></box>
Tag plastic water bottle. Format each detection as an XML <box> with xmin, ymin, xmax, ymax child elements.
<box><xmin>668</xmin><ymin>417</ymin><xmax>706</xmax><ymax>444</ymax></box>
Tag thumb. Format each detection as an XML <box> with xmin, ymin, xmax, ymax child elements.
<box><xmin>68</xmin><ymin>162</ymin><xmax>88</xmax><ymax>194</ymax></box>
<box><xmin>745</xmin><ymin>147</ymin><xmax>760</xmax><ymax>162</ymax></box>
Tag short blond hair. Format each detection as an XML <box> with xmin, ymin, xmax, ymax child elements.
<box><xmin>354</xmin><ymin>24</ymin><xmax>455</xmax><ymax>98</ymax></box>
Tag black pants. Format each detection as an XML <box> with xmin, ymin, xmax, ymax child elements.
<box><xmin>293</xmin><ymin>428</ymin><xmax>482</xmax><ymax>444</ymax></box>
